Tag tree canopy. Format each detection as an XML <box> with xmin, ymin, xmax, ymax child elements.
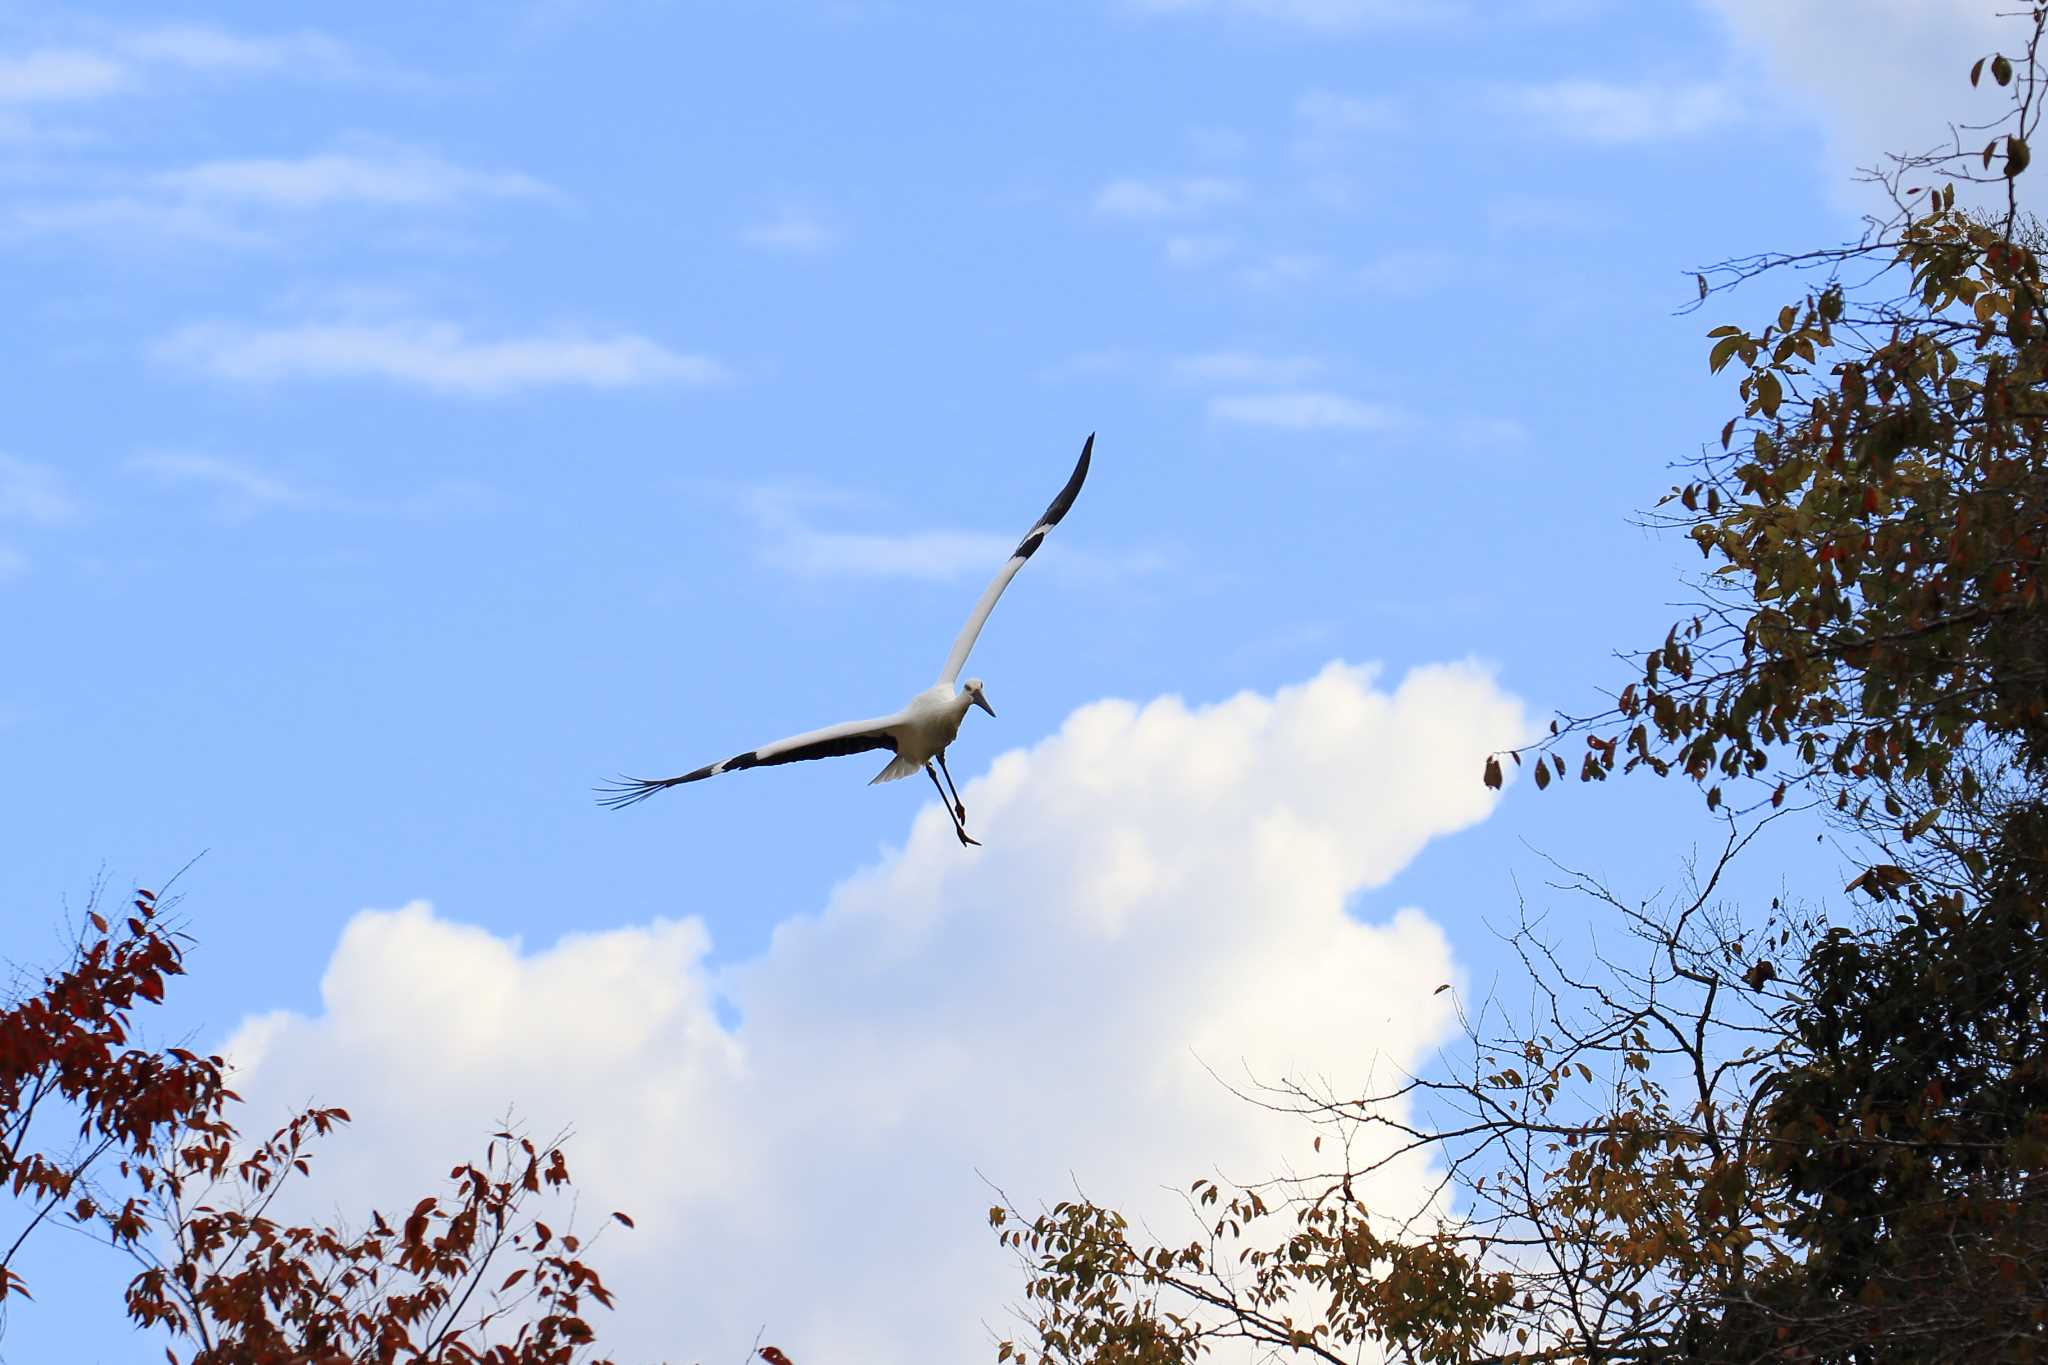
<box><xmin>1000</xmin><ymin>11</ymin><xmax>2048</xmax><ymax>1364</ymax></box>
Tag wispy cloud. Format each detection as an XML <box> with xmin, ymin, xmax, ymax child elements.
<box><xmin>111</xmin><ymin>23</ymin><xmax>374</xmax><ymax>80</ymax></box>
<box><xmin>126</xmin><ymin>451</ymin><xmax>312</xmax><ymax>511</ymax></box>
<box><xmin>786</xmin><ymin>525</ymin><xmax>1018</xmax><ymax>580</ymax></box>
<box><xmin>9</xmin><ymin>139</ymin><xmax>551</xmax><ymax>252</ymax></box>
<box><xmin>126</xmin><ymin>449</ymin><xmax>495</xmax><ymax>520</ymax></box>
<box><xmin>1129</xmin><ymin>0</ymin><xmax>1454</xmax><ymax>32</ymax></box>
<box><xmin>1164</xmin><ymin>234</ymin><xmax>1233</xmax><ymax>268</ymax></box>
<box><xmin>739</xmin><ymin>209</ymin><xmax>839</xmax><ymax>255</ymax></box>
<box><xmin>1496</xmin><ymin>78</ymin><xmax>1736</xmax><ymax>143</ymax></box>
<box><xmin>153</xmin><ymin>319</ymin><xmax>731</xmax><ymax>396</ymax></box>
<box><xmin>1093</xmin><ymin>176</ymin><xmax>1242</xmax><ymax>219</ymax></box>
<box><xmin>1208</xmin><ymin>390</ymin><xmax>1401</xmax><ymax>432</ymax></box>
<box><xmin>1238</xmin><ymin>251</ymin><xmax>1326</xmax><ymax>289</ymax></box>
<box><xmin>2</xmin><ymin>23</ymin><xmax>391</xmax><ymax>106</ymax></box>
<box><xmin>157</xmin><ymin>142</ymin><xmax>551</xmax><ymax>209</ymax></box>
<box><xmin>746</xmin><ymin>485</ymin><xmax>1018</xmax><ymax>581</ymax></box>
<box><xmin>0</xmin><ymin>50</ymin><xmax>126</xmax><ymax>103</ymax></box>
<box><xmin>1488</xmin><ymin>191</ymin><xmax>1605</xmax><ymax>233</ymax></box>
<box><xmin>0</xmin><ymin>454</ymin><xmax>79</xmax><ymax>524</ymax></box>
<box><xmin>1294</xmin><ymin>88</ymin><xmax>1400</xmax><ymax>133</ymax></box>
<box><xmin>1170</xmin><ymin>351</ymin><xmax>1324</xmax><ymax>386</ymax></box>
<box><xmin>747</xmin><ymin>485</ymin><xmax>1157</xmax><ymax>583</ymax></box>
<box><xmin>1356</xmin><ymin>248</ymin><xmax>1458</xmax><ymax>296</ymax></box>
<box><xmin>1455</xmin><ymin>415</ymin><xmax>1528</xmax><ymax>445</ymax></box>
<box><xmin>4</xmin><ymin>195</ymin><xmax>267</xmax><ymax>247</ymax></box>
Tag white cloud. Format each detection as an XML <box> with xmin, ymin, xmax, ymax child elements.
<box><xmin>739</xmin><ymin>209</ymin><xmax>839</xmax><ymax>255</ymax></box>
<box><xmin>746</xmin><ymin>485</ymin><xmax>1154</xmax><ymax>583</ymax></box>
<box><xmin>1238</xmin><ymin>251</ymin><xmax>1327</xmax><ymax>289</ymax></box>
<box><xmin>1456</xmin><ymin>415</ymin><xmax>1529</xmax><ymax>446</ymax></box>
<box><xmin>1033</xmin><ymin>348</ymin><xmax>1139</xmax><ymax>382</ymax></box>
<box><xmin>126</xmin><ymin>451</ymin><xmax>312</xmax><ymax>511</ymax></box>
<box><xmin>153</xmin><ymin>320</ymin><xmax>730</xmax><ymax>396</ymax></box>
<box><xmin>1295</xmin><ymin>88</ymin><xmax>1400</xmax><ymax>132</ymax></box>
<box><xmin>158</xmin><ymin>144</ymin><xmax>551</xmax><ymax>209</ymax></box>
<box><xmin>1489</xmin><ymin>191</ymin><xmax>1604</xmax><ymax>233</ymax></box>
<box><xmin>0</xmin><ymin>454</ymin><xmax>78</xmax><ymax>524</ymax></box>
<box><xmin>0</xmin><ymin>24</ymin><xmax>383</xmax><ymax>109</ymax></box>
<box><xmin>1209</xmin><ymin>390</ymin><xmax>1400</xmax><ymax>431</ymax></box>
<box><xmin>1163</xmin><ymin>233</ymin><xmax>1233</xmax><ymax>268</ymax></box>
<box><xmin>4</xmin><ymin>195</ymin><xmax>267</xmax><ymax>248</ymax></box>
<box><xmin>1498</xmin><ymin>78</ymin><xmax>1737</xmax><ymax>144</ymax></box>
<box><xmin>112</xmin><ymin>23</ymin><xmax>370</xmax><ymax>80</ymax></box>
<box><xmin>221</xmin><ymin>661</ymin><xmax>1526</xmax><ymax>1365</ymax></box>
<box><xmin>1357</xmin><ymin>248</ymin><xmax>1458</xmax><ymax>296</ymax></box>
<box><xmin>1708</xmin><ymin>0</ymin><xmax>2012</xmax><ymax>190</ymax></box>
<box><xmin>1170</xmin><ymin>350</ymin><xmax>1324</xmax><ymax>386</ymax></box>
<box><xmin>1093</xmin><ymin>175</ymin><xmax>1242</xmax><ymax>218</ymax></box>
<box><xmin>1129</xmin><ymin>0</ymin><xmax>1450</xmax><ymax>31</ymax></box>
<box><xmin>0</xmin><ymin>50</ymin><xmax>125</xmax><ymax>103</ymax></box>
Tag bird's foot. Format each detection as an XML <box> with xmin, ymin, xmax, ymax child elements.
<box><xmin>953</xmin><ymin>802</ymin><xmax>967</xmax><ymax>822</ymax></box>
<box><xmin>955</xmin><ymin>825</ymin><xmax>982</xmax><ymax>847</ymax></box>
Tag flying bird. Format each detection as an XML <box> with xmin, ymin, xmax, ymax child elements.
<box><xmin>599</xmin><ymin>435</ymin><xmax>1094</xmax><ymax>846</ymax></box>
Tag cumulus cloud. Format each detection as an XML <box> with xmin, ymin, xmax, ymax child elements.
<box><xmin>222</xmin><ymin>661</ymin><xmax>1526</xmax><ymax>1365</ymax></box>
<box><xmin>152</xmin><ymin>319</ymin><xmax>730</xmax><ymax>395</ymax></box>
<box><xmin>1497</xmin><ymin>78</ymin><xmax>1737</xmax><ymax>143</ymax></box>
<box><xmin>1093</xmin><ymin>175</ymin><xmax>1242</xmax><ymax>218</ymax></box>
<box><xmin>1209</xmin><ymin>389</ymin><xmax>1400</xmax><ymax>431</ymax></box>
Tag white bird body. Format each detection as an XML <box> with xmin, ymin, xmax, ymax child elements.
<box><xmin>868</xmin><ymin>684</ymin><xmax>979</xmax><ymax>785</ymax></box>
<box><xmin>600</xmin><ymin>435</ymin><xmax>1092</xmax><ymax>847</ymax></box>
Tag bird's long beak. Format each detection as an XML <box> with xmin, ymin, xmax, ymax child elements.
<box><xmin>972</xmin><ymin>691</ymin><xmax>996</xmax><ymax>717</ymax></box>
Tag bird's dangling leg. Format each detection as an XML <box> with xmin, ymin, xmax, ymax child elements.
<box><xmin>936</xmin><ymin>750</ymin><xmax>968</xmax><ymax>823</ymax></box>
<box><xmin>927</xmin><ymin>763</ymin><xmax>981</xmax><ymax>846</ymax></box>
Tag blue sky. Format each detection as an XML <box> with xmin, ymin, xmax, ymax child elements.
<box><xmin>0</xmin><ymin>2</ymin><xmax>2006</xmax><ymax>1361</ymax></box>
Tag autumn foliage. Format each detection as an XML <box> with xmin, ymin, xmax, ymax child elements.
<box><xmin>0</xmin><ymin>887</ymin><xmax>630</xmax><ymax>1363</ymax></box>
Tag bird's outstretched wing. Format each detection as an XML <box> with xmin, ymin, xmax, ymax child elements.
<box><xmin>938</xmin><ymin>433</ymin><xmax>1093</xmax><ymax>685</ymax></box>
<box><xmin>598</xmin><ymin>713</ymin><xmax>903</xmax><ymax>810</ymax></box>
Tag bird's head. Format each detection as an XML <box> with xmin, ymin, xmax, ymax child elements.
<box><xmin>962</xmin><ymin>678</ymin><xmax>996</xmax><ymax>716</ymax></box>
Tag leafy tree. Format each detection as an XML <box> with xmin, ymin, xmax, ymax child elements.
<box><xmin>997</xmin><ymin>10</ymin><xmax>2048</xmax><ymax>1363</ymax></box>
<box><xmin>1</xmin><ymin>884</ymin><xmax>632</xmax><ymax>1363</ymax></box>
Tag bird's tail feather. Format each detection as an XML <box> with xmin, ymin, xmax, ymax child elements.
<box><xmin>869</xmin><ymin>754</ymin><xmax>922</xmax><ymax>785</ymax></box>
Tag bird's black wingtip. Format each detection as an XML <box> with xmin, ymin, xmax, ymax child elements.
<box><xmin>1039</xmin><ymin>434</ymin><xmax>1092</xmax><ymax>529</ymax></box>
<box><xmin>594</xmin><ymin>775</ymin><xmax>670</xmax><ymax>811</ymax></box>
